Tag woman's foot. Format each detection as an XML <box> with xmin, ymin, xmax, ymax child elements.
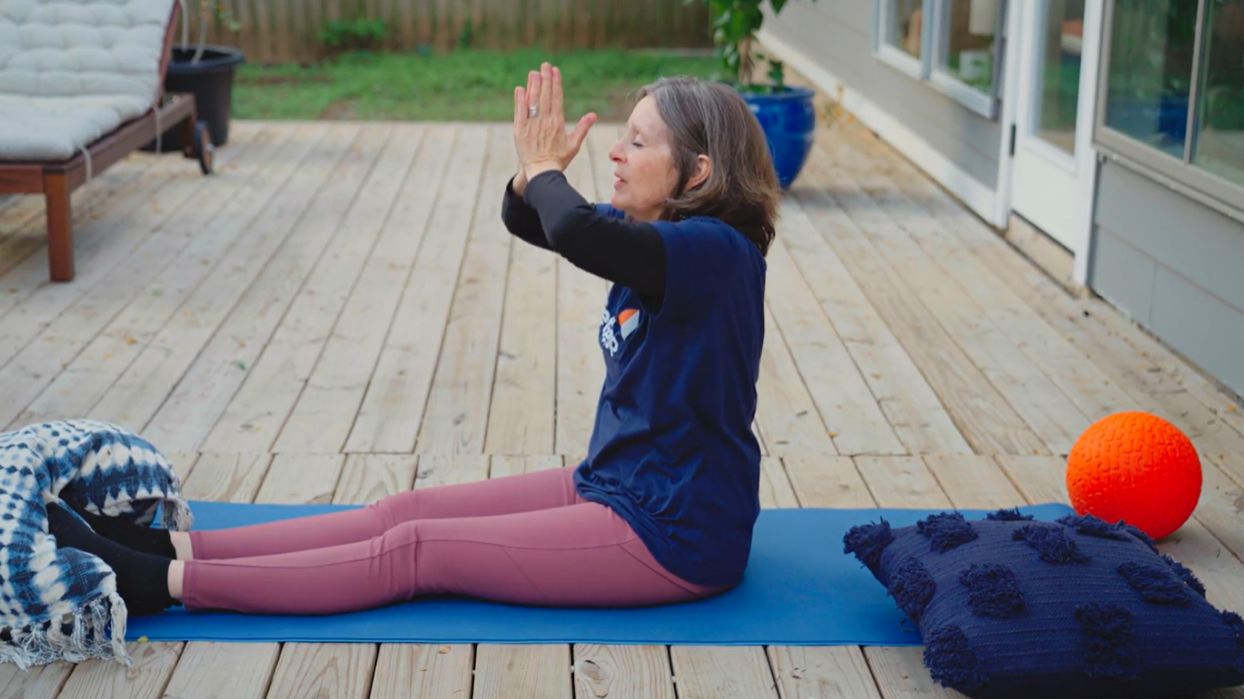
<box><xmin>169</xmin><ymin>531</ymin><xmax>195</xmax><ymax>561</ymax></box>
<box><xmin>46</xmin><ymin>503</ymin><xmax>179</xmax><ymax>616</ymax></box>
<box><xmin>67</xmin><ymin>505</ymin><xmax>177</xmax><ymax>559</ymax></box>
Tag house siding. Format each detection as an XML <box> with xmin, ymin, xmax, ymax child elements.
<box><xmin>1090</xmin><ymin>159</ymin><xmax>1244</xmax><ymax>397</ymax></box>
<box><xmin>762</xmin><ymin>0</ymin><xmax>1001</xmax><ymax>188</ymax></box>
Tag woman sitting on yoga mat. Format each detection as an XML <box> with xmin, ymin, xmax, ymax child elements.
<box><xmin>44</xmin><ymin>64</ymin><xmax>780</xmax><ymax>616</ymax></box>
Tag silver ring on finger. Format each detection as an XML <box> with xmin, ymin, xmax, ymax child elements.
<box><xmin>529</xmin><ymin>106</ymin><xmax>539</xmax><ymax>118</ymax></box>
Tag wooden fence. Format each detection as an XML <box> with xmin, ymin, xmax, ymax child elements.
<box><xmin>181</xmin><ymin>0</ymin><xmax>714</xmax><ymax>63</ymax></box>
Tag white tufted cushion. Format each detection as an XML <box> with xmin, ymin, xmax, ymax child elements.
<box><xmin>0</xmin><ymin>0</ymin><xmax>176</xmax><ymax>161</ymax></box>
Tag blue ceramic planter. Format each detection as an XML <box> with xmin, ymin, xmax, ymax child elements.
<box><xmin>739</xmin><ymin>85</ymin><xmax>816</xmax><ymax>189</ymax></box>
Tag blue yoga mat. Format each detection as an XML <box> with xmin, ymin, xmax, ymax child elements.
<box><xmin>128</xmin><ymin>501</ymin><xmax>1074</xmax><ymax>646</ymax></box>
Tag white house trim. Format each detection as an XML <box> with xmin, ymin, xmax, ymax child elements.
<box><xmin>757</xmin><ymin>27</ymin><xmax>1006</xmax><ymax>228</ymax></box>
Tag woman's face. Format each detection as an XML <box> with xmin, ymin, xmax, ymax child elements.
<box><xmin>608</xmin><ymin>96</ymin><xmax>679</xmax><ymax>222</ymax></box>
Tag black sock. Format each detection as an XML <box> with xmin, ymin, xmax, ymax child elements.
<box><xmin>66</xmin><ymin>506</ymin><xmax>177</xmax><ymax>559</ymax></box>
<box><xmin>46</xmin><ymin>503</ymin><xmax>176</xmax><ymax>617</ymax></box>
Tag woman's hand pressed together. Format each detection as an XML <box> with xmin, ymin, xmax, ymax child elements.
<box><xmin>513</xmin><ymin>62</ymin><xmax>597</xmax><ymax>189</ymax></box>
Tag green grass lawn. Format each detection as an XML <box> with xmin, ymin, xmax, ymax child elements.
<box><xmin>233</xmin><ymin>49</ymin><xmax>722</xmax><ymax>122</ymax></box>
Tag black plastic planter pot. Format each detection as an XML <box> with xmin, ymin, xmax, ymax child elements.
<box><xmin>146</xmin><ymin>45</ymin><xmax>245</xmax><ymax>152</ymax></box>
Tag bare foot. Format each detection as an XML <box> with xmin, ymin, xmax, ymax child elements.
<box><xmin>167</xmin><ymin>561</ymin><xmax>185</xmax><ymax>601</ymax></box>
<box><xmin>170</xmin><ymin>531</ymin><xmax>194</xmax><ymax>560</ymax></box>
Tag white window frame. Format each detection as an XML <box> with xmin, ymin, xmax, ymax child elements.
<box><xmin>872</xmin><ymin>0</ymin><xmax>1006</xmax><ymax>119</ymax></box>
<box><xmin>872</xmin><ymin>0</ymin><xmax>931</xmax><ymax>80</ymax></box>
<box><xmin>1093</xmin><ymin>0</ymin><xmax>1244</xmax><ymax>218</ymax></box>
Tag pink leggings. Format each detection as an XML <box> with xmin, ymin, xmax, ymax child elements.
<box><xmin>181</xmin><ymin>466</ymin><xmax>722</xmax><ymax>614</ymax></box>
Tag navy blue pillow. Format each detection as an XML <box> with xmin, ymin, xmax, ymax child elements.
<box><xmin>844</xmin><ymin>509</ymin><xmax>1244</xmax><ymax>699</ymax></box>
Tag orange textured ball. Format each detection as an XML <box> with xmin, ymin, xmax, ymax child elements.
<box><xmin>1066</xmin><ymin>411</ymin><xmax>1201</xmax><ymax>540</ymax></box>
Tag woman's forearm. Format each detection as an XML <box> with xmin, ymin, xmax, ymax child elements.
<box><xmin>501</xmin><ymin>176</ymin><xmax>553</xmax><ymax>251</ymax></box>
<box><xmin>523</xmin><ymin>171</ymin><xmax>666</xmax><ymax>297</ymax></box>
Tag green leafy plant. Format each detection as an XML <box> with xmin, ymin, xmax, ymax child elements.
<box><xmin>319</xmin><ymin>18</ymin><xmax>389</xmax><ymax>54</ymax></box>
<box><xmin>189</xmin><ymin>1</ymin><xmax>240</xmax><ymax>63</ymax></box>
<box><xmin>685</xmin><ymin>0</ymin><xmax>815</xmax><ymax>91</ymax></box>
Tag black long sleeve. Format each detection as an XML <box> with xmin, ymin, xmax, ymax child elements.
<box><xmin>500</xmin><ymin>171</ymin><xmax>666</xmax><ymax>298</ymax></box>
<box><xmin>500</xmin><ymin>177</ymin><xmax>552</xmax><ymax>251</ymax></box>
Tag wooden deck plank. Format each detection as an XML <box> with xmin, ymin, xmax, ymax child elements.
<box><xmin>54</xmin><ymin>642</ymin><xmax>182</xmax><ymax>699</ymax></box>
<box><xmin>275</xmin><ymin>125</ymin><xmax>455</xmax><ymax>453</ymax></box>
<box><xmin>475</xmin><ymin>455</ymin><xmax>580</xmax><ymax>698</ymax></box>
<box><xmin>484</xmin><ymin>126</ymin><xmax>557</xmax><ymax>455</ymax></box>
<box><xmin>474</xmin><ymin>645</ymin><xmax>572</xmax><ymax>699</ymax></box>
<box><xmin>1211</xmin><ymin>452</ymin><xmax>1244</xmax><ymax>490</ymax></box>
<box><xmin>0</xmin><ymin>129</ymin><xmax>259</xmax><ymax>323</ymax></box>
<box><xmin>1193</xmin><ymin>458</ymin><xmax>1244</xmax><ymax>566</ymax></box>
<box><xmin>164</xmin><ymin>452</ymin><xmax>279</xmax><ymax>699</ymax></box>
<box><xmin>681</xmin><ymin>457</ymin><xmax>832</xmax><ymax>699</ymax></box>
<box><xmin>668</xmin><ymin>646</ymin><xmax>779</xmax><ymax>699</ymax></box>
<box><xmin>256</xmin><ymin>451</ymin><xmax>376</xmax><ymax>699</ymax></box>
<box><xmin>164</xmin><ymin>451</ymin><xmax>200</xmax><ymax>483</ymax></box>
<box><xmin>815</xmin><ymin>136</ymin><xmax>1088</xmax><ymax>455</ymax></box>
<box><xmin>160</xmin><ymin>643</ymin><xmax>280</xmax><ymax>699</ymax></box>
<box><xmin>333</xmin><ymin>453</ymin><xmax>418</xmax><ymax>505</ymax></box>
<box><xmin>855</xmin><ymin>126</ymin><xmax>1244</xmax><ymax>458</ymax></box>
<box><xmin>254</xmin><ymin>453</ymin><xmax>344</xmax><ymax>504</ymax></box>
<box><xmin>0</xmin><ymin>661</ymin><xmax>73</xmax><ymax>699</ymax></box>
<box><xmin>136</xmin><ymin>125</ymin><xmax>383</xmax><ymax>451</ymax></box>
<box><xmin>0</xmin><ymin>129</ymin><xmax>270</xmax><ymax>418</ymax></box>
<box><xmin>782</xmin><ymin>455</ymin><xmax>875</xmax><ymax>509</ymax></box>
<box><xmin>265</xmin><ymin>645</ymin><xmax>376</xmax><ymax>699</ymax></box>
<box><xmin>1084</xmin><ymin>300</ymin><xmax>1244</xmax><ymax>439</ymax></box>
<box><xmin>920</xmin><ymin>453</ymin><xmax>1027</xmax><ymax>509</ymax></box>
<box><xmin>794</xmin><ymin>155</ymin><xmax>1049</xmax><ymax>456</ymax></box>
<box><xmin>759</xmin><ymin>456</ymin><xmax>800</xmax><ymax>509</ymax></box>
<box><xmin>179</xmin><ymin>453</ymin><xmax>272</xmax><ymax>504</ymax></box>
<box><xmin>853</xmin><ymin>119</ymin><xmax>1244</xmax><ymax>441</ymax></box>
<box><xmin>309</xmin><ymin>447</ymin><xmax>428</xmax><ymax>699</ymax></box>
<box><xmin>573</xmin><ymin>645</ymin><xmax>674</xmax><ymax>699</ymax></box>
<box><xmin>369</xmin><ymin>644</ymin><xmax>474</xmax><ymax>699</ymax></box>
<box><xmin>205</xmin><ymin>124</ymin><xmax>417</xmax><ymax>453</ymax></box>
<box><xmin>851</xmin><ymin>455</ymin><xmax>962</xmax><ymax>699</ymax></box>
<box><xmin>392</xmin><ymin>454</ymin><xmax>483</xmax><ymax>696</ymax></box>
<box><xmin>776</xmin><ymin>195</ymin><xmax>971</xmax><ymax>455</ymax></box>
<box><xmin>0</xmin><ymin>156</ymin><xmax>157</xmax><ymax>281</ymax></box>
<box><xmin>344</xmin><ymin>126</ymin><xmax>488</xmax><ymax>453</ymax></box>
<box><xmin>771</xmin><ymin>456</ymin><xmax>884</xmax><ymax>699</ymax></box>
<box><xmin>415</xmin><ymin>124</ymin><xmax>516</xmax><ymax>455</ymax></box>
<box><xmin>555</xmin><ymin>133</ymin><xmax>608</xmax><ymax>456</ymax></box>
<box><xmin>415</xmin><ymin>453</ymin><xmax>491</xmax><ymax>487</ymax></box>
<box><xmin>0</xmin><ymin>149</ymin><xmax>168</xmax><ymax>294</ymax></box>
<box><xmin>835</xmin><ymin>129</ymin><xmax>1139</xmax><ymax>426</ymax></box>
<box><xmin>11</xmin><ymin>125</ymin><xmax>312</xmax><ymax>429</ymax></box>
<box><xmin>490</xmin><ymin>454</ymin><xmax>564</xmax><ymax>477</ymax></box>
<box><xmin>483</xmin><ymin>455</ymin><xmax>674</xmax><ymax>699</ymax></box>
<box><xmin>87</xmin><ymin>125</ymin><xmax>362</xmax><ymax>435</ymax></box>
<box><xmin>766</xmin><ymin>238</ymin><xmax>905</xmax><ymax>456</ymax></box>
<box><xmin>755</xmin><ymin>304</ymin><xmax>839</xmax><ymax>456</ymax></box>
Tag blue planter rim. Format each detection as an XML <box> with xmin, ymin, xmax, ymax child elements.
<box><xmin>725</xmin><ymin>83</ymin><xmax>816</xmax><ymax>102</ymax></box>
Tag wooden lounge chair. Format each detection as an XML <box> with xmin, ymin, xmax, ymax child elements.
<box><xmin>0</xmin><ymin>0</ymin><xmax>213</xmax><ymax>282</ymax></box>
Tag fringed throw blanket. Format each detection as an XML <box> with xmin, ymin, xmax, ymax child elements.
<box><xmin>0</xmin><ymin>420</ymin><xmax>191</xmax><ymax>669</ymax></box>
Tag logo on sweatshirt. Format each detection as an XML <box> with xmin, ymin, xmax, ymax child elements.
<box><xmin>599</xmin><ymin>308</ymin><xmax>641</xmax><ymax>356</ymax></box>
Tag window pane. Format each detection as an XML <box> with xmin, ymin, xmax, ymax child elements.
<box><xmin>1036</xmin><ymin>0</ymin><xmax>1086</xmax><ymax>154</ymax></box>
<box><xmin>1103</xmin><ymin>0</ymin><xmax>1199</xmax><ymax>159</ymax></box>
<box><xmin>884</xmin><ymin>0</ymin><xmax>925</xmax><ymax>59</ymax></box>
<box><xmin>939</xmin><ymin>0</ymin><xmax>1000</xmax><ymax>94</ymax></box>
<box><xmin>1192</xmin><ymin>0</ymin><xmax>1244</xmax><ymax>186</ymax></box>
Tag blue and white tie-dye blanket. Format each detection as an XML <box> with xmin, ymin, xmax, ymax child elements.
<box><xmin>0</xmin><ymin>420</ymin><xmax>191</xmax><ymax>669</ymax></box>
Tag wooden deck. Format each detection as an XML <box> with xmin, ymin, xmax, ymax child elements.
<box><xmin>1</xmin><ymin>117</ymin><xmax>1242</xmax><ymax>699</ymax></box>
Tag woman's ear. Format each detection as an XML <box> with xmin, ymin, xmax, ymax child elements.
<box><xmin>686</xmin><ymin>155</ymin><xmax>712</xmax><ymax>190</ymax></box>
